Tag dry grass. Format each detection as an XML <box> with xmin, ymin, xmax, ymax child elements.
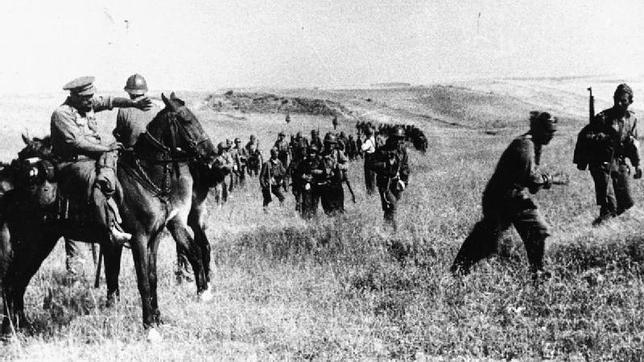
<box><xmin>1</xmin><ymin>81</ymin><xmax>644</xmax><ymax>360</ymax></box>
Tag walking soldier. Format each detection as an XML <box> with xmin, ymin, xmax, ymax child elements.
<box><xmin>260</xmin><ymin>148</ymin><xmax>287</xmax><ymax>208</ymax></box>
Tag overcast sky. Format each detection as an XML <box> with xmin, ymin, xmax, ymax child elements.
<box><xmin>0</xmin><ymin>0</ymin><xmax>642</xmax><ymax>93</ymax></box>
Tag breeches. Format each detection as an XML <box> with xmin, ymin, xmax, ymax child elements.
<box><xmin>589</xmin><ymin>164</ymin><xmax>633</xmax><ymax>213</ymax></box>
<box><xmin>300</xmin><ymin>188</ymin><xmax>319</xmax><ymax>219</ymax></box>
<box><xmin>379</xmin><ymin>182</ymin><xmax>403</xmax><ymax>222</ymax></box>
<box><xmin>262</xmin><ymin>186</ymin><xmax>285</xmax><ymax>206</ymax></box>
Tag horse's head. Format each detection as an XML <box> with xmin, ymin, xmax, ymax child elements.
<box><xmin>143</xmin><ymin>92</ymin><xmax>216</xmax><ymax>162</ymax></box>
<box><xmin>19</xmin><ymin>134</ymin><xmax>53</xmax><ymax>160</ymax></box>
<box><xmin>10</xmin><ymin>135</ymin><xmax>58</xmax><ymax>206</ymax></box>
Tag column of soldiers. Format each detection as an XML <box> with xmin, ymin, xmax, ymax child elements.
<box><xmin>31</xmin><ymin>75</ymin><xmax>641</xmax><ymax>280</ymax></box>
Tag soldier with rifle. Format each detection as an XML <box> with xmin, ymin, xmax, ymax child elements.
<box><xmin>293</xmin><ymin>144</ymin><xmax>322</xmax><ymax>219</ymax></box>
<box><xmin>451</xmin><ymin>112</ymin><xmax>568</xmax><ymax>278</ymax></box>
<box><xmin>367</xmin><ymin>126</ymin><xmax>409</xmax><ymax>230</ymax></box>
<box><xmin>575</xmin><ymin>84</ymin><xmax>641</xmax><ymax>225</ymax></box>
<box><xmin>313</xmin><ymin>134</ymin><xmax>348</xmax><ymax>215</ymax></box>
<box><xmin>260</xmin><ymin>147</ymin><xmax>287</xmax><ymax>209</ymax></box>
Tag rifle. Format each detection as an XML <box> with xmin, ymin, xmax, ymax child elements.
<box><xmin>587</xmin><ymin>87</ymin><xmax>595</xmax><ymax>123</ymax></box>
<box><xmin>343</xmin><ymin>171</ymin><xmax>356</xmax><ymax>203</ymax></box>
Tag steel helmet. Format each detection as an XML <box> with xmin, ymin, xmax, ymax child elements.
<box><xmin>124</xmin><ymin>74</ymin><xmax>148</xmax><ymax>96</ymax></box>
<box><xmin>324</xmin><ymin>133</ymin><xmax>337</xmax><ymax>144</ymax></box>
<box><xmin>392</xmin><ymin>126</ymin><xmax>405</xmax><ymax>139</ymax></box>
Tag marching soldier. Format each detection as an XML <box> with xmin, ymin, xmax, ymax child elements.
<box><xmin>230</xmin><ymin>138</ymin><xmax>248</xmax><ymax>188</ymax></box>
<box><xmin>313</xmin><ymin>134</ymin><xmax>348</xmax><ymax>215</ymax></box>
<box><xmin>361</xmin><ymin>126</ymin><xmax>377</xmax><ymax>195</ymax></box>
<box><xmin>581</xmin><ymin>84</ymin><xmax>642</xmax><ymax>225</ymax></box>
<box><xmin>51</xmin><ymin>76</ymin><xmax>150</xmax><ymax>274</ymax></box>
<box><xmin>260</xmin><ymin>148</ymin><xmax>287</xmax><ymax>208</ymax></box>
<box><xmin>245</xmin><ymin>134</ymin><xmax>262</xmax><ymax>177</ymax></box>
<box><xmin>332</xmin><ymin>116</ymin><xmax>339</xmax><ymax>130</ymax></box>
<box><xmin>450</xmin><ymin>112</ymin><xmax>568</xmax><ymax>277</ymax></box>
<box><xmin>213</xmin><ymin>142</ymin><xmax>233</xmax><ymax>205</ymax></box>
<box><xmin>274</xmin><ymin>131</ymin><xmax>291</xmax><ymax>191</ymax></box>
<box><xmin>367</xmin><ymin>126</ymin><xmax>409</xmax><ymax>230</ymax></box>
<box><xmin>289</xmin><ymin>132</ymin><xmax>309</xmax><ymax>212</ymax></box>
<box><xmin>293</xmin><ymin>144</ymin><xmax>322</xmax><ymax>219</ymax></box>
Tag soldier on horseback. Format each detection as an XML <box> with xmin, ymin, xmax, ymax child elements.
<box><xmin>51</xmin><ymin>76</ymin><xmax>151</xmax><ymax>247</ymax></box>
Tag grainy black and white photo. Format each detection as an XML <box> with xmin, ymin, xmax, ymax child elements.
<box><xmin>0</xmin><ymin>0</ymin><xmax>643</xmax><ymax>359</ymax></box>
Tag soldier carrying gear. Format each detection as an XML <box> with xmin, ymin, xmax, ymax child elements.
<box><xmin>451</xmin><ymin>112</ymin><xmax>568</xmax><ymax>278</ymax></box>
<box><xmin>289</xmin><ymin>131</ymin><xmax>310</xmax><ymax>212</ymax></box>
<box><xmin>245</xmin><ymin>134</ymin><xmax>263</xmax><ymax>177</ymax></box>
<box><xmin>51</xmin><ymin>76</ymin><xmax>151</xmax><ymax>252</ymax></box>
<box><xmin>230</xmin><ymin>137</ymin><xmax>248</xmax><ymax>188</ymax></box>
<box><xmin>367</xmin><ymin>126</ymin><xmax>410</xmax><ymax>230</ymax></box>
<box><xmin>293</xmin><ymin>144</ymin><xmax>322</xmax><ymax>219</ymax></box>
<box><xmin>213</xmin><ymin>141</ymin><xmax>233</xmax><ymax>205</ymax></box>
<box><xmin>274</xmin><ymin>131</ymin><xmax>291</xmax><ymax>191</ymax></box>
<box><xmin>579</xmin><ymin>84</ymin><xmax>641</xmax><ymax>226</ymax></box>
<box><xmin>312</xmin><ymin>133</ymin><xmax>348</xmax><ymax>215</ymax></box>
<box><xmin>260</xmin><ymin>147</ymin><xmax>287</xmax><ymax>208</ymax></box>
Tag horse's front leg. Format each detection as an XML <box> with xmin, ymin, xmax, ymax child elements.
<box><xmin>167</xmin><ymin>218</ymin><xmax>209</xmax><ymax>298</ymax></box>
<box><xmin>188</xmin><ymin>192</ymin><xmax>211</xmax><ymax>283</ymax></box>
<box><xmin>130</xmin><ymin>233</ymin><xmax>157</xmax><ymax>329</ymax></box>
<box><xmin>1</xmin><ymin>230</ymin><xmax>59</xmax><ymax>335</ymax></box>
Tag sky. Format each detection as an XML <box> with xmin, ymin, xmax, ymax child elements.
<box><xmin>0</xmin><ymin>0</ymin><xmax>643</xmax><ymax>93</ymax></box>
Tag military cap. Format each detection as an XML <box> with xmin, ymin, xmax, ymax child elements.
<box><xmin>529</xmin><ymin>111</ymin><xmax>557</xmax><ymax>133</ymax></box>
<box><xmin>63</xmin><ymin>76</ymin><xmax>96</xmax><ymax>96</ymax></box>
<box><xmin>614</xmin><ymin>83</ymin><xmax>634</xmax><ymax>101</ymax></box>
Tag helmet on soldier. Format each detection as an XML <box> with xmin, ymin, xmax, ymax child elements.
<box><xmin>308</xmin><ymin>144</ymin><xmax>319</xmax><ymax>154</ymax></box>
<box><xmin>270</xmin><ymin>147</ymin><xmax>279</xmax><ymax>158</ymax></box>
<box><xmin>217</xmin><ymin>142</ymin><xmax>227</xmax><ymax>153</ymax></box>
<box><xmin>234</xmin><ymin>137</ymin><xmax>241</xmax><ymax>144</ymax></box>
<box><xmin>392</xmin><ymin>126</ymin><xmax>405</xmax><ymax>139</ymax></box>
<box><xmin>250</xmin><ymin>134</ymin><xmax>256</xmax><ymax>141</ymax></box>
<box><xmin>324</xmin><ymin>133</ymin><xmax>337</xmax><ymax>145</ymax></box>
<box><xmin>614</xmin><ymin>83</ymin><xmax>634</xmax><ymax>103</ymax></box>
<box><xmin>124</xmin><ymin>74</ymin><xmax>148</xmax><ymax>96</ymax></box>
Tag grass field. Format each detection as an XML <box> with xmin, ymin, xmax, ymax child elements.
<box><xmin>1</xmin><ymin>78</ymin><xmax>643</xmax><ymax>360</ymax></box>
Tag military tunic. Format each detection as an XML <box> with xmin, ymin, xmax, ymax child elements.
<box><xmin>367</xmin><ymin>140</ymin><xmax>409</xmax><ymax>227</ymax></box>
<box><xmin>259</xmin><ymin>158</ymin><xmax>287</xmax><ymax>207</ymax></box>
<box><xmin>452</xmin><ymin>134</ymin><xmax>552</xmax><ymax>274</ymax></box>
<box><xmin>585</xmin><ymin>108</ymin><xmax>640</xmax><ymax>215</ymax></box>
<box><xmin>113</xmin><ymin>96</ymin><xmax>160</xmax><ymax>148</ymax></box>
<box><xmin>314</xmin><ymin>149</ymin><xmax>347</xmax><ymax>215</ymax></box>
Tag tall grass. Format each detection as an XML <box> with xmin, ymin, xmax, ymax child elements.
<box><xmin>1</xmin><ymin>87</ymin><xmax>643</xmax><ymax>359</ymax></box>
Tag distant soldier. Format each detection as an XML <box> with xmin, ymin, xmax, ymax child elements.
<box><xmin>285</xmin><ymin>112</ymin><xmax>291</xmax><ymax>124</ymax></box>
<box><xmin>230</xmin><ymin>137</ymin><xmax>248</xmax><ymax>188</ymax></box>
<box><xmin>332</xmin><ymin>116</ymin><xmax>339</xmax><ymax>130</ymax></box>
<box><xmin>213</xmin><ymin>142</ymin><xmax>233</xmax><ymax>205</ymax></box>
<box><xmin>51</xmin><ymin>76</ymin><xmax>150</xmax><ymax>275</ymax></box>
<box><xmin>293</xmin><ymin>144</ymin><xmax>322</xmax><ymax>219</ymax></box>
<box><xmin>450</xmin><ymin>112</ymin><xmax>568</xmax><ymax>277</ymax></box>
<box><xmin>310</xmin><ymin>129</ymin><xmax>323</xmax><ymax>151</ymax></box>
<box><xmin>289</xmin><ymin>132</ymin><xmax>310</xmax><ymax>212</ymax></box>
<box><xmin>260</xmin><ymin>147</ymin><xmax>287</xmax><ymax>208</ymax></box>
<box><xmin>337</xmin><ymin>131</ymin><xmax>348</xmax><ymax>152</ymax></box>
<box><xmin>580</xmin><ymin>84</ymin><xmax>642</xmax><ymax>225</ymax></box>
<box><xmin>245</xmin><ymin>134</ymin><xmax>262</xmax><ymax>177</ymax></box>
<box><xmin>367</xmin><ymin>126</ymin><xmax>409</xmax><ymax>230</ymax></box>
<box><xmin>313</xmin><ymin>134</ymin><xmax>348</xmax><ymax>215</ymax></box>
<box><xmin>361</xmin><ymin>126</ymin><xmax>377</xmax><ymax>195</ymax></box>
<box><xmin>274</xmin><ymin>131</ymin><xmax>291</xmax><ymax>191</ymax></box>
<box><xmin>346</xmin><ymin>134</ymin><xmax>358</xmax><ymax>160</ymax></box>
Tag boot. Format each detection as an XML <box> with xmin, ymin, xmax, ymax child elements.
<box><xmin>110</xmin><ymin>222</ymin><xmax>132</xmax><ymax>246</ymax></box>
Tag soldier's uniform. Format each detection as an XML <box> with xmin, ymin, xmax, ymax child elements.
<box><xmin>245</xmin><ymin>137</ymin><xmax>262</xmax><ymax>177</ymax></box>
<box><xmin>314</xmin><ymin>137</ymin><xmax>348</xmax><ymax>215</ymax></box>
<box><xmin>451</xmin><ymin>114</ymin><xmax>558</xmax><ymax>276</ymax></box>
<box><xmin>310</xmin><ymin>130</ymin><xmax>323</xmax><ymax>151</ymax></box>
<box><xmin>293</xmin><ymin>146</ymin><xmax>322</xmax><ymax>218</ymax></box>
<box><xmin>260</xmin><ymin>150</ymin><xmax>287</xmax><ymax>207</ymax></box>
<box><xmin>274</xmin><ymin>133</ymin><xmax>291</xmax><ymax>189</ymax></box>
<box><xmin>213</xmin><ymin>143</ymin><xmax>233</xmax><ymax>204</ymax></box>
<box><xmin>230</xmin><ymin>139</ymin><xmax>248</xmax><ymax>188</ymax></box>
<box><xmin>113</xmin><ymin>74</ymin><xmax>160</xmax><ymax>148</ymax></box>
<box><xmin>368</xmin><ymin>132</ymin><xmax>410</xmax><ymax>229</ymax></box>
<box><xmin>361</xmin><ymin>132</ymin><xmax>377</xmax><ymax>195</ymax></box>
<box><xmin>51</xmin><ymin>76</ymin><xmax>133</xmax><ymax>274</ymax></box>
<box><xmin>289</xmin><ymin>133</ymin><xmax>309</xmax><ymax>212</ymax></box>
<box><xmin>584</xmin><ymin>106</ymin><xmax>640</xmax><ymax>221</ymax></box>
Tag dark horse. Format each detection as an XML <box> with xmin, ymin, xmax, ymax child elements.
<box><xmin>1</xmin><ymin>93</ymin><xmax>216</xmax><ymax>339</ymax></box>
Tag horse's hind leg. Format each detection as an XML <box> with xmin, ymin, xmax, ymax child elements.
<box><xmin>2</xmin><ymin>232</ymin><xmax>58</xmax><ymax>334</ymax></box>
<box><xmin>102</xmin><ymin>243</ymin><xmax>123</xmax><ymax>307</ymax></box>
<box><xmin>167</xmin><ymin>219</ymin><xmax>208</xmax><ymax>295</ymax></box>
